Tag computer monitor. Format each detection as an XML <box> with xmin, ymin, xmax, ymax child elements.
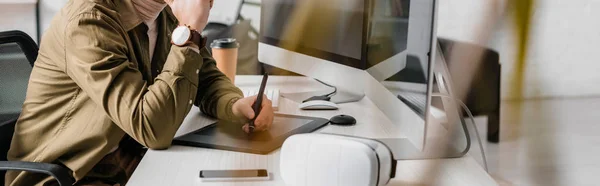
<box><xmin>259</xmin><ymin>0</ymin><xmax>369</xmax><ymax>103</ymax></box>
<box><xmin>259</xmin><ymin>0</ymin><xmax>437</xmax><ymax>149</ymax></box>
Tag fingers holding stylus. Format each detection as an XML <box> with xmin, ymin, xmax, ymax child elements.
<box><xmin>254</xmin><ymin>95</ymin><xmax>274</xmax><ymax>131</ymax></box>
<box><xmin>239</xmin><ymin>95</ymin><xmax>274</xmax><ymax>133</ymax></box>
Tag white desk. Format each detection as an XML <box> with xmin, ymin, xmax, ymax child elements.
<box><xmin>128</xmin><ymin>75</ymin><xmax>497</xmax><ymax>186</ymax></box>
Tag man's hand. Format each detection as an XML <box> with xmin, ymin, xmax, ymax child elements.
<box><xmin>165</xmin><ymin>0</ymin><xmax>214</xmax><ymax>31</ymax></box>
<box><xmin>232</xmin><ymin>95</ymin><xmax>275</xmax><ymax>133</ymax></box>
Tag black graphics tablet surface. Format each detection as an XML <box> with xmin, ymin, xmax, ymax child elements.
<box><xmin>173</xmin><ymin>114</ymin><xmax>329</xmax><ymax>154</ymax></box>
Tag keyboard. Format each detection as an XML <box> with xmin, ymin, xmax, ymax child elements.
<box><xmin>240</xmin><ymin>88</ymin><xmax>280</xmax><ymax>111</ymax></box>
<box><xmin>397</xmin><ymin>91</ymin><xmax>427</xmax><ymax>116</ymax></box>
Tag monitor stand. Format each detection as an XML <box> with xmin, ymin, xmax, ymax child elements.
<box><xmin>376</xmin><ymin>43</ymin><xmax>471</xmax><ymax>160</ymax></box>
<box><xmin>281</xmin><ymin>84</ymin><xmax>365</xmax><ymax>104</ymax></box>
<box><xmin>327</xmin><ymin>87</ymin><xmax>365</xmax><ymax>104</ymax></box>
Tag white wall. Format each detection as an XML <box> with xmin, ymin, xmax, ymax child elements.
<box><xmin>437</xmin><ymin>0</ymin><xmax>600</xmax><ymax>100</ymax></box>
<box><xmin>240</xmin><ymin>0</ymin><xmax>262</xmax><ymax>32</ymax></box>
<box><xmin>0</xmin><ymin>1</ymin><xmax>38</xmax><ymax>43</ymax></box>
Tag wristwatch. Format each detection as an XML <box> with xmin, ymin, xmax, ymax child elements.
<box><xmin>171</xmin><ymin>25</ymin><xmax>207</xmax><ymax>48</ymax></box>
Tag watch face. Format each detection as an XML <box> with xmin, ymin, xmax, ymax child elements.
<box><xmin>172</xmin><ymin>26</ymin><xmax>191</xmax><ymax>46</ymax></box>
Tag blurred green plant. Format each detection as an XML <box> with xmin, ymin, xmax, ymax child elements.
<box><xmin>509</xmin><ymin>0</ymin><xmax>534</xmax><ymax>99</ymax></box>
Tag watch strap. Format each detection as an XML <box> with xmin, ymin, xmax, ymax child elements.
<box><xmin>189</xmin><ymin>29</ymin><xmax>207</xmax><ymax>48</ymax></box>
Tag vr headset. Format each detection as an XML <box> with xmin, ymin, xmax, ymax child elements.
<box><xmin>280</xmin><ymin>134</ymin><xmax>396</xmax><ymax>186</ymax></box>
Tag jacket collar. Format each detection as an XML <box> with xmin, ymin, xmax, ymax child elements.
<box><xmin>115</xmin><ymin>0</ymin><xmax>144</xmax><ymax>31</ymax></box>
<box><xmin>115</xmin><ymin>0</ymin><xmax>178</xmax><ymax>31</ymax></box>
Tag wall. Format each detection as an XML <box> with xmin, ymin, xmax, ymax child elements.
<box><xmin>0</xmin><ymin>1</ymin><xmax>38</xmax><ymax>43</ymax></box>
<box><xmin>437</xmin><ymin>0</ymin><xmax>600</xmax><ymax>100</ymax></box>
<box><xmin>240</xmin><ymin>0</ymin><xmax>262</xmax><ymax>32</ymax></box>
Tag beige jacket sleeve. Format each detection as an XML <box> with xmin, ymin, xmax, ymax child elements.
<box><xmin>64</xmin><ymin>12</ymin><xmax>208</xmax><ymax>150</ymax></box>
<box><xmin>193</xmin><ymin>47</ymin><xmax>244</xmax><ymax>121</ymax></box>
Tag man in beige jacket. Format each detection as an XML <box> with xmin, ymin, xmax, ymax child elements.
<box><xmin>6</xmin><ymin>0</ymin><xmax>274</xmax><ymax>185</ymax></box>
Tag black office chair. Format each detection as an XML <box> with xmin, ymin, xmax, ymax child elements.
<box><xmin>0</xmin><ymin>30</ymin><xmax>73</xmax><ymax>186</ymax></box>
<box><xmin>437</xmin><ymin>38</ymin><xmax>501</xmax><ymax>143</ymax></box>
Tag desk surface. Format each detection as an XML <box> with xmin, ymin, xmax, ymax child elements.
<box><xmin>128</xmin><ymin>75</ymin><xmax>497</xmax><ymax>186</ymax></box>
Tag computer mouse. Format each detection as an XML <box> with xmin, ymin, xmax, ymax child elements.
<box><xmin>329</xmin><ymin>114</ymin><xmax>356</xmax><ymax>126</ymax></box>
<box><xmin>298</xmin><ymin>100</ymin><xmax>339</xmax><ymax>110</ymax></box>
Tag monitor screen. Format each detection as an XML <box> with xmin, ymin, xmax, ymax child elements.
<box><xmin>367</xmin><ymin>0</ymin><xmax>410</xmax><ymax>68</ymax></box>
<box><xmin>368</xmin><ymin>0</ymin><xmax>433</xmax><ymax>117</ymax></box>
<box><xmin>260</xmin><ymin>0</ymin><xmax>368</xmax><ymax>69</ymax></box>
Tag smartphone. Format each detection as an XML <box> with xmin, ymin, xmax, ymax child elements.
<box><xmin>199</xmin><ymin>169</ymin><xmax>270</xmax><ymax>182</ymax></box>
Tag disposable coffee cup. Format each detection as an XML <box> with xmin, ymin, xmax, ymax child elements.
<box><xmin>211</xmin><ymin>38</ymin><xmax>240</xmax><ymax>83</ymax></box>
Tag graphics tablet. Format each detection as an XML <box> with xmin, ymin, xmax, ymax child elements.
<box><xmin>173</xmin><ymin>114</ymin><xmax>329</xmax><ymax>154</ymax></box>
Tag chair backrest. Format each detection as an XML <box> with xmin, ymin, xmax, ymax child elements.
<box><xmin>0</xmin><ymin>31</ymin><xmax>38</xmax><ymax>181</ymax></box>
<box><xmin>0</xmin><ymin>30</ymin><xmax>79</xmax><ymax>186</ymax></box>
<box><xmin>0</xmin><ymin>118</ymin><xmax>16</xmax><ymax>186</ymax></box>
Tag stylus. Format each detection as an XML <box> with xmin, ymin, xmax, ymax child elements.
<box><xmin>250</xmin><ymin>73</ymin><xmax>268</xmax><ymax>133</ymax></box>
